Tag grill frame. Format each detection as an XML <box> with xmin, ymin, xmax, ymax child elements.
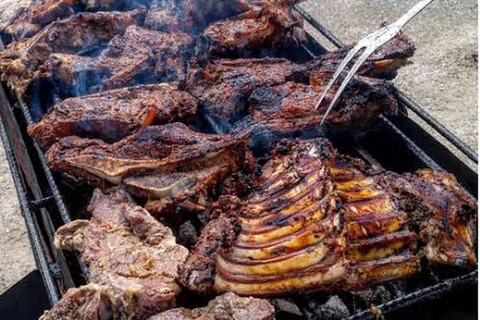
<box><xmin>0</xmin><ymin>5</ymin><xmax>477</xmax><ymax>319</ymax></box>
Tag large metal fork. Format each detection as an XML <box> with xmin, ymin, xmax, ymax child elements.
<box><xmin>315</xmin><ymin>0</ymin><xmax>435</xmax><ymax>125</ymax></box>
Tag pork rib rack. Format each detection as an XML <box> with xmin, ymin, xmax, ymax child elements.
<box><xmin>182</xmin><ymin>139</ymin><xmax>476</xmax><ymax>296</ymax></box>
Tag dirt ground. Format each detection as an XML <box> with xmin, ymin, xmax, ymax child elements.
<box><xmin>0</xmin><ymin>0</ymin><xmax>477</xmax><ymax>295</ymax></box>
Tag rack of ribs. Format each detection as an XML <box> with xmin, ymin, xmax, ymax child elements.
<box><xmin>45</xmin><ymin>123</ymin><xmax>249</xmax><ymax>216</ymax></box>
<box><xmin>181</xmin><ymin>139</ymin><xmax>476</xmax><ymax>296</ymax></box>
<box><xmin>41</xmin><ymin>188</ymin><xmax>189</xmax><ymax>319</ymax></box>
<box><xmin>0</xmin><ymin>8</ymin><xmax>146</xmax><ymax>100</ymax></box>
<box><xmin>27</xmin><ymin>83</ymin><xmax>198</xmax><ymax>148</ymax></box>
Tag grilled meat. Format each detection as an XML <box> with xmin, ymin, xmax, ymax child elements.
<box><xmin>40</xmin><ymin>284</ymin><xmax>113</xmax><ymax>320</ymax></box>
<box><xmin>51</xmin><ymin>188</ymin><xmax>189</xmax><ymax>319</ymax></box>
<box><xmin>28</xmin><ymin>83</ymin><xmax>198</xmax><ymax>148</ymax></box>
<box><xmin>36</xmin><ymin>26</ymin><xmax>193</xmax><ymax>101</ymax></box>
<box><xmin>292</xmin><ymin>32</ymin><xmax>415</xmax><ymax>83</ymax></box>
<box><xmin>197</xmin><ymin>1</ymin><xmax>306</xmax><ymax>58</ymax></box>
<box><xmin>0</xmin><ymin>8</ymin><xmax>145</xmax><ymax>100</ymax></box>
<box><xmin>239</xmin><ymin>68</ymin><xmax>398</xmax><ymax>140</ymax></box>
<box><xmin>182</xmin><ymin>139</ymin><xmax>476</xmax><ymax>296</ymax></box>
<box><xmin>186</xmin><ymin>58</ymin><xmax>298</xmax><ymax>132</ymax></box>
<box><xmin>3</xmin><ymin>0</ymin><xmax>84</xmax><ymax>41</ymax></box>
<box><xmin>390</xmin><ymin>169</ymin><xmax>477</xmax><ymax>267</ymax></box>
<box><xmin>145</xmin><ymin>0</ymin><xmax>267</xmax><ymax>34</ymax></box>
<box><xmin>3</xmin><ymin>0</ymin><xmax>149</xmax><ymax>41</ymax></box>
<box><xmin>149</xmin><ymin>292</ymin><xmax>275</xmax><ymax>320</ymax></box>
<box><xmin>46</xmin><ymin>123</ymin><xmax>248</xmax><ymax>216</ymax></box>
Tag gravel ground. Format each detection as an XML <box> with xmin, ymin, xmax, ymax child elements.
<box><xmin>0</xmin><ymin>0</ymin><xmax>477</xmax><ymax>296</ymax></box>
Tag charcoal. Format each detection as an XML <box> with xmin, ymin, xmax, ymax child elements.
<box><xmin>178</xmin><ymin>220</ymin><xmax>198</xmax><ymax>248</ymax></box>
<box><xmin>314</xmin><ymin>296</ymin><xmax>350</xmax><ymax>320</ymax></box>
<box><xmin>353</xmin><ymin>286</ymin><xmax>392</xmax><ymax>306</ymax></box>
<box><xmin>271</xmin><ymin>298</ymin><xmax>303</xmax><ymax>318</ymax></box>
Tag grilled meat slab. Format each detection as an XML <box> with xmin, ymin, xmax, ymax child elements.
<box><xmin>390</xmin><ymin>170</ymin><xmax>477</xmax><ymax>267</ymax></box>
<box><xmin>51</xmin><ymin>188</ymin><xmax>189</xmax><ymax>319</ymax></box>
<box><xmin>292</xmin><ymin>32</ymin><xmax>415</xmax><ymax>82</ymax></box>
<box><xmin>186</xmin><ymin>58</ymin><xmax>298</xmax><ymax>131</ymax></box>
<box><xmin>197</xmin><ymin>1</ymin><xmax>306</xmax><ymax>58</ymax></box>
<box><xmin>28</xmin><ymin>83</ymin><xmax>198</xmax><ymax>148</ymax></box>
<box><xmin>3</xmin><ymin>0</ymin><xmax>149</xmax><ymax>41</ymax></box>
<box><xmin>37</xmin><ymin>26</ymin><xmax>193</xmax><ymax>100</ymax></box>
<box><xmin>0</xmin><ymin>8</ymin><xmax>145</xmax><ymax>100</ymax></box>
<box><xmin>240</xmin><ymin>69</ymin><xmax>398</xmax><ymax>139</ymax></box>
<box><xmin>182</xmin><ymin>139</ymin><xmax>476</xmax><ymax>296</ymax></box>
<box><xmin>46</xmin><ymin>123</ymin><xmax>248</xmax><ymax>215</ymax></box>
<box><xmin>149</xmin><ymin>292</ymin><xmax>275</xmax><ymax>320</ymax></box>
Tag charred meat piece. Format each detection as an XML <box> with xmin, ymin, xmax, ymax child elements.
<box><xmin>46</xmin><ymin>123</ymin><xmax>248</xmax><ymax>216</ymax></box>
<box><xmin>0</xmin><ymin>8</ymin><xmax>145</xmax><ymax>100</ymax></box>
<box><xmin>292</xmin><ymin>32</ymin><xmax>415</xmax><ymax>83</ymax></box>
<box><xmin>182</xmin><ymin>139</ymin><xmax>476</xmax><ymax>296</ymax></box>
<box><xmin>186</xmin><ymin>58</ymin><xmax>298</xmax><ymax>132</ymax></box>
<box><xmin>28</xmin><ymin>83</ymin><xmax>198</xmax><ymax>148</ymax></box>
<box><xmin>3</xmin><ymin>0</ymin><xmax>149</xmax><ymax>41</ymax></box>
<box><xmin>390</xmin><ymin>169</ymin><xmax>477</xmax><ymax>267</ymax></box>
<box><xmin>197</xmin><ymin>0</ymin><xmax>306</xmax><ymax>58</ymax></box>
<box><xmin>37</xmin><ymin>26</ymin><xmax>193</xmax><ymax>101</ymax></box>
<box><xmin>149</xmin><ymin>292</ymin><xmax>275</xmax><ymax>320</ymax></box>
<box><xmin>240</xmin><ymin>69</ymin><xmax>398</xmax><ymax>140</ymax></box>
<box><xmin>145</xmin><ymin>0</ymin><xmax>266</xmax><ymax>34</ymax></box>
<box><xmin>3</xmin><ymin>0</ymin><xmax>83</xmax><ymax>41</ymax></box>
<box><xmin>51</xmin><ymin>188</ymin><xmax>189</xmax><ymax>319</ymax></box>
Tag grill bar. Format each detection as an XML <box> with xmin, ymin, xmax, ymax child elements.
<box><xmin>0</xmin><ymin>86</ymin><xmax>60</xmax><ymax>304</ymax></box>
<box><xmin>294</xmin><ymin>5</ymin><xmax>478</xmax><ymax>164</ymax></box>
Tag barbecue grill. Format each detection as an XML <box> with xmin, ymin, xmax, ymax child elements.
<box><xmin>0</xmin><ymin>4</ymin><xmax>477</xmax><ymax>319</ymax></box>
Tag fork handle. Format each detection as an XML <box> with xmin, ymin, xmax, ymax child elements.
<box><xmin>395</xmin><ymin>0</ymin><xmax>435</xmax><ymax>30</ymax></box>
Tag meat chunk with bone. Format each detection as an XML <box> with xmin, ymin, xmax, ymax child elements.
<box><xmin>28</xmin><ymin>83</ymin><xmax>198</xmax><ymax>148</ymax></box>
<box><xmin>47</xmin><ymin>188</ymin><xmax>189</xmax><ymax>319</ymax></box>
<box><xmin>182</xmin><ymin>139</ymin><xmax>476</xmax><ymax>296</ymax></box>
<box><xmin>0</xmin><ymin>8</ymin><xmax>145</xmax><ymax>100</ymax></box>
<box><xmin>46</xmin><ymin>123</ymin><xmax>248</xmax><ymax>216</ymax></box>
<box><xmin>148</xmin><ymin>292</ymin><xmax>275</xmax><ymax>320</ymax></box>
<box><xmin>197</xmin><ymin>0</ymin><xmax>306</xmax><ymax>58</ymax></box>
<box><xmin>35</xmin><ymin>26</ymin><xmax>193</xmax><ymax>103</ymax></box>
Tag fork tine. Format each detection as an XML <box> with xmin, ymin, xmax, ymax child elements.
<box><xmin>319</xmin><ymin>45</ymin><xmax>377</xmax><ymax>125</ymax></box>
<box><xmin>314</xmin><ymin>42</ymin><xmax>365</xmax><ymax>110</ymax></box>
